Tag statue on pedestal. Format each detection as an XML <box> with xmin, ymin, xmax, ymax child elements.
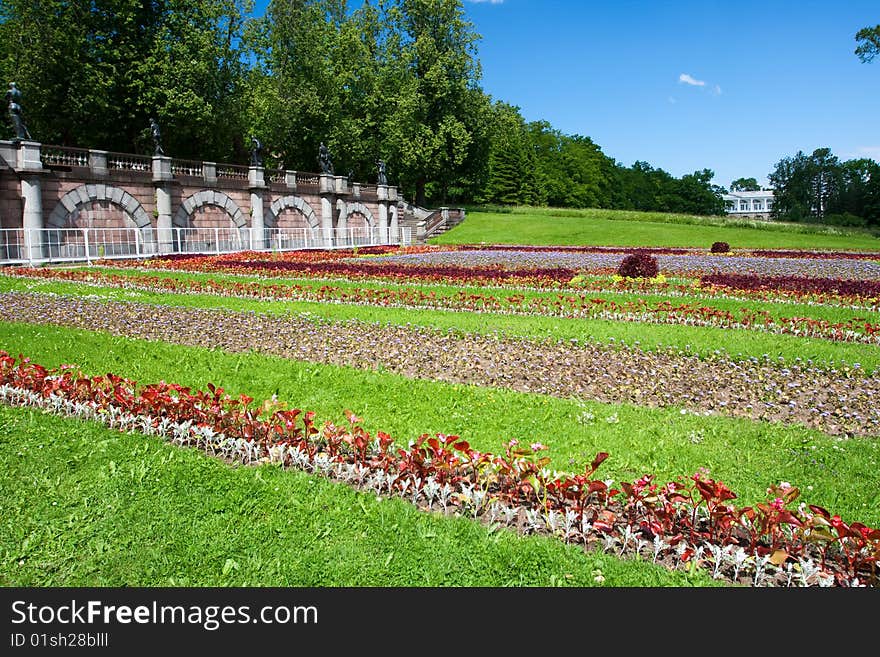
<box><xmin>317</xmin><ymin>141</ymin><xmax>334</xmax><ymax>175</ymax></box>
<box><xmin>376</xmin><ymin>159</ymin><xmax>388</xmax><ymax>185</ymax></box>
<box><xmin>250</xmin><ymin>136</ymin><xmax>263</xmax><ymax>167</ymax></box>
<box><xmin>149</xmin><ymin>117</ymin><xmax>164</xmax><ymax>155</ymax></box>
<box><xmin>5</xmin><ymin>82</ymin><xmax>32</xmax><ymax>141</ymax></box>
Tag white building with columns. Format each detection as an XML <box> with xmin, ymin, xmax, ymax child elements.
<box><xmin>721</xmin><ymin>190</ymin><xmax>775</xmax><ymax>219</ymax></box>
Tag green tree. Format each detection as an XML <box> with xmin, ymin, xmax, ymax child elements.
<box><xmin>730</xmin><ymin>177</ymin><xmax>761</xmax><ymax>191</ymax></box>
<box><xmin>855</xmin><ymin>24</ymin><xmax>880</xmax><ymax>63</ymax></box>
<box><xmin>480</xmin><ymin>102</ymin><xmax>539</xmax><ymax>205</ymax></box>
<box><xmin>380</xmin><ymin>0</ymin><xmax>485</xmax><ymax>205</ymax></box>
<box><xmin>246</xmin><ymin>0</ymin><xmax>347</xmax><ymax>171</ymax></box>
<box><xmin>0</xmin><ymin>0</ymin><xmax>251</xmax><ymax>160</ymax></box>
<box><xmin>769</xmin><ymin>148</ymin><xmax>844</xmax><ymax>221</ymax></box>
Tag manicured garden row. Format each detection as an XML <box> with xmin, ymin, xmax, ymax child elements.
<box><xmin>2</xmin><ymin>292</ymin><xmax>878</xmax><ymax>437</ymax></box>
<box><xmin>8</xmin><ymin>320</ymin><xmax>875</xmax><ymax>526</ymax></box>
<box><xmin>0</xmin><ymin>352</ymin><xmax>880</xmax><ymax>586</ymax></box>
<box><xmin>101</xmin><ymin>248</ymin><xmax>880</xmax><ymax>302</ymax></box>
<box><xmin>370</xmin><ymin>249</ymin><xmax>880</xmax><ymax>281</ymax></box>
<box><xmin>8</xmin><ymin>268</ymin><xmax>880</xmax><ymax>344</ymax></box>
<box><xmin>5</xmin><ymin>275</ymin><xmax>877</xmax><ymax>373</ymax></box>
<box><xmin>1</xmin><ymin>352</ymin><xmax>875</xmax><ymax>587</ymax></box>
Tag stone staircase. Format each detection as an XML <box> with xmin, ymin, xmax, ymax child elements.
<box><xmin>397</xmin><ymin>201</ymin><xmax>466</xmax><ymax>243</ymax></box>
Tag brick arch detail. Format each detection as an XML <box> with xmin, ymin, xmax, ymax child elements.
<box><xmin>47</xmin><ymin>184</ymin><xmax>151</xmax><ymax>228</ymax></box>
<box><xmin>266</xmin><ymin>195</ymin><xmax>320</xmax><ymax>230</ymax></box>
<box><xmin>174</xmin><ymin>190</ymin><xmax>246</xmax><ymax>228</ymax></box>
<box><xmin>343</xmin><ymin>201</ymin><xmax>375</xmax><ymax>227</ymax></box>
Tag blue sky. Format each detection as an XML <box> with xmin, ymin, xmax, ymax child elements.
<box><xmin>254</xmin><ymin>1</ymin><xmax>879</xmax><ymax>190</ymax></box>
<box><xmin>464</xmin><ymin>0</ymin><xmax>879</xmax><ymax>190</ymax></box>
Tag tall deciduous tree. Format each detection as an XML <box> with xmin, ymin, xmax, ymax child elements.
<box><xmin>0</xmin><ymin>0</ymin><xmax>251</xmax><ymax>160</ymax></box>
<box><xmin>380</xmin><ymin>0</ymin><xmax>485</xmax><ymax>205</ymax></box>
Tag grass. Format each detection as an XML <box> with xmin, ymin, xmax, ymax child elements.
<box><xmin>2</xmin><ymin>321</ymin><xmax>878</xmax><ymax>528</ymax></box>
<box><xmin>0</xmin><ymin>406</ymin><xmax>714</xmax><ymax>586</ymax></box>
<box><xmin>435</xmin><ymin>209</ymin><xmax>880</xmax><ymax>251</ymax></box>
<box><xmin>3</xmin><ymin>273</ymin><xmax>877</xmax><ymax>373</ymax></box>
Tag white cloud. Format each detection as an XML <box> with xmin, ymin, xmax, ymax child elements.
<box><xmin>679</xmin><ymin>73</ymin><xmax>705</xmax><ymax>87</ymax></box>
<box><xmin>712</xmin><ymin>84</ymin><xmax>722</xmax><ymax>96</ymax></box>
<box><xmin>467</xmin><ymin>0</ymin><xmax>505</xmax><ymax>4</ymax></box>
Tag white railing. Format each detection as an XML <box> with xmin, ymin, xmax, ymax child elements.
<box><xmin>0</xmin><ymin>225</ymin><xmax>412</xmax><ymax>266</ymax></box>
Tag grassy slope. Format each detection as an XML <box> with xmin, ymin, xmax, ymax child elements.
<box><xmin>434</xmin><ymin>210</ymin><xmax>880</xmax><ymax>251</ymax></box>
<box><xmin>0</xmin><ymin>406</ymin><xmax>711</xmax><ymax>586</ymax></box>
<box><xmin>2</xmin><ymin>322</ymin><xmax>877</xmax><ymax>527</ymax></box>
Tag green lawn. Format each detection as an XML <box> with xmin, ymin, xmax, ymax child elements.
<box><xmin>434</xmin><ymin>209</ymin><xmax>880</xmax><ymax>251</ymax></box>
<box><xmin>0</xmin><ymin>406</ymin><xmax>712</xmax><ymax>586</ymax></box>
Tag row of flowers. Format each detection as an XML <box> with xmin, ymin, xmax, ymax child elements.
<box><xmin>7</xmin><ymin>267</ymin><xmax>880</xmax><ymax>344</ymax></box>
<box><xmin>98</xmin><ymin>249</ymin><xmax>880</xmax><ymax>302</ymax></box>
<box><xmin>700</xmin><ymin>272</ymin><xmax>880</xmax><ymax>300</ymax></box>
<box><xmin>0</xmin><ymin>351</ymin><xmax>876</xmax><ymax>587</ymax></box>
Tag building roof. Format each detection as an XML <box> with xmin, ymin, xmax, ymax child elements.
<box><xmin>722</xmin><ymin>190</ymin><xmax>774</xmax><ymax>200</ymax></box>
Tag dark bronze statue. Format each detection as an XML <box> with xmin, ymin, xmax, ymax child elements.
<box><xmin>250</xmin><ymin>136</ymin><xmax>263</xmax><ymax>167</ymax></box>
<box><xmin>5</xmin><ymin>82</ymin><xmax>31</xmax><ymax>141</ymax></box>
<box><xmin>318</xmin><ymin>141</ymin><xmax>334</xmax><ymax>175</ymax></box>
<box><xmin>149</xmin><ymin>117</ymin><xmax>164</xmax><ymax>155</ymax></box>
<box><xmin>376</xmin><ymin>159</ymin><xmax>388</xmax><ymax>185</ymax></box>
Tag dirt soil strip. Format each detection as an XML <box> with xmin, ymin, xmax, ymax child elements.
<box><xmin>0</xmin><ymin>291</ymin><xmax>877</xmax><ymax>438</ymax></box>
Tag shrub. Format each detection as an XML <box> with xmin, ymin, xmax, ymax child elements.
<box><xmin>617</xmin><ymin>251</ymin><xmax>659</xmax><ymax>279</ymax></box>
<box><xmin>710</xmin><ymin>241</ymin><xmax>730</xmax><ymax>253</ymax></box>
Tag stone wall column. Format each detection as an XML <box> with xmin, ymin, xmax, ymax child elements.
<box><xmin>319</xmin><ymin>174</ymin><xmax>336</xmax><ymax>247</ymax></box>
<box><xmin>248</xmin><ymin>166</ymin><xmax>266</xmax><ymax>250</ymax></box>
<box><xmin>17</xmin><ymin>141</ymin><xmax>44</xmax><ymax>263</ymax></box>
<box><xmin>389</xmin><ymin>187</ymin><xmax>400</xmax><ymax>244</ymax></box>
<box><xmin>152</xmin><ymin>155</ymin><xmax>173</xmax><ymax>254</ymax></box>
<box><xmin>377</xmin><ymin>184</ymin><xmax>390</xmax><ymax>244</ymax></box>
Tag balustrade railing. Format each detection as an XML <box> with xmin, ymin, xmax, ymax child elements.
<box><xmin>0</xmin><ymin>225</ymin><xmax>412</xmax><ymax>265</ymax></box>
<box><xmin>107</xmin><ymin>152</ymin><xmax>151</xmax><ymax>172</ymax></box>
<box><xmin>171</xmin><ymin>159</ymin><xmax>204</xmax><ymax>178</ymax></box>
<box><xmin>216</xmin><ymin>164</ymin><xmax>249</xmax><ymax>180</ymax></box>
<box><xmin>40</xmin><ymin>145</ymin><xmax>89</xmax><ymax>168</ymax></box>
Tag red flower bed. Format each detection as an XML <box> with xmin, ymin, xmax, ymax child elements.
<box><xmin>701</xmin><ymin>273</ymin><xmax>880</xmax><ymax>300</ymax></box>
<box><xmin>1</xmin><ymin>351</ymin><xmax>876</xmax><ymax>587</ymax></box>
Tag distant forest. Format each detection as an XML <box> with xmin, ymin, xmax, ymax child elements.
<box><xmin>1</xmin><ymin>1</ymin><xmax>876</xmax><ymax>222</ymax></box>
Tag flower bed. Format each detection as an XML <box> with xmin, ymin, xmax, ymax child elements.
<box><xmin>1</xmin><ymin>352</ymin><xmax>876</xmax><ymax>587</ymax></box>
<box><xmin>7</xmin><ymin>267</ymin><xmax>880</xmax><ymax>344</ymax></box>
<box><xmin>2</xmin><ymin>292</ymin><xmax>878</xmax><ymax>437</ymax></box>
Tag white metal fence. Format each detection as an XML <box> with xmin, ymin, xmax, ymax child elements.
<box><xmin>0</xmin><ymin>226</ymin><xmax>412</xmax><ymax>266</ymax></box>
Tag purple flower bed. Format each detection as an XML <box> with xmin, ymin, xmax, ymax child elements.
<box><xmin>369</xmin><ymin>249</ymin><xmax>880</xmax><ymax>280</ymax></box>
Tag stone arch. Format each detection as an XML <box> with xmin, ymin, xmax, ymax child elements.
<box><xmin>174</xmin><ymin>190</ymin><xmax>246</xmax><ymax>228</ymax></box>
<box><xmin>47</xmin><ymin>184</ymin><xmax>151</xmax><ymax>229</ymax></box>
<box><xmin>266</xmin><ymin>195</ymin><xmax>320</xmax><ymax>230</ymax></box>
<box><xmin>343</xmin><ymin>201</ymin><xmax>375</xmax><ymax>227</ymax></box>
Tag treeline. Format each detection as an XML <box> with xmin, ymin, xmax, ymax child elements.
<box><xmin>769</xmin><ymin>148</ymin><xmax>880</xmax><ymax>227</ymax></box>
<box><xmin>0</xmin><ymin>0</ymin><xmax>722</xmax><ymax>213</ymax></box>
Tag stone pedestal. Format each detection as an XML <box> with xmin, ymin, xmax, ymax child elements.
<box><xmin>89</xmin><ymin>150</ymin><xmax>108</xmax><ymax>178</ymax></box>
<box><xmin>15</xmin><ymin>141</ymin><xmax>44</xmax><ymax>262</ymax></box>
<box><xmin>389</xmin><ymin>203</ymin><xmax>400</xmax><ymax>244</ymax></box>
<box><xmin>152</xmin><ymin>155</ymin><xmax>173</xmax><ymax>253</ymax></box>
<box><xmin>250</xmin><ymin>191</ymin><xmax>265</xmax><ymax>249</ymax></box>
<box><xmin>249</xmin><ymin>166</ymin><xmax>266</xmax><ymax>249</ymax></box>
